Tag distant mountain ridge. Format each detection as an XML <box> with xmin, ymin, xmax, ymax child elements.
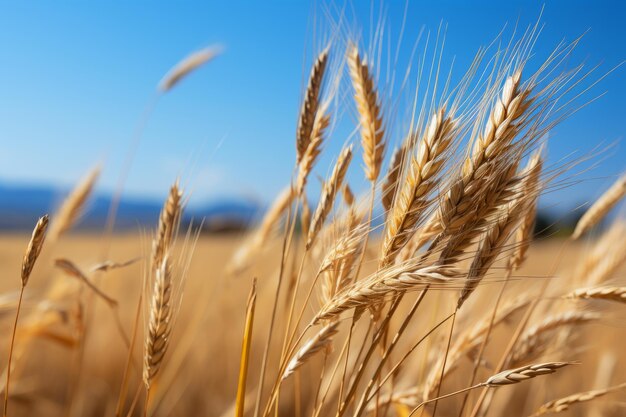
<box><xmin>0</xmin><ymin>182</ymin><xmax>261</xmax><ymax>232</ymax></box>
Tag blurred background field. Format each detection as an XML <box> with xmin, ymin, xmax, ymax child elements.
<box><xmin>0</xmin><ymin>233</ymin><xmax>624</xmax><ymax>416</ymax></box>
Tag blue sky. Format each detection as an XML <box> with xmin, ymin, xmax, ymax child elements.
<box><xmin>0</xmin><ymin>1</ymin><xmax>624</xmax><ymax>212</ymax></box>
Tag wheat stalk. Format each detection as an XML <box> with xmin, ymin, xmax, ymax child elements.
<box><xmin>235</xmin><ymin>279</ymin><xmax>257</xmax><ymax>417</ymax></box>
<box><xmin>21</xmin><ymin>215</ymin><xmax>49</xmax><ymax>286</ymax></box>
<box><xmin>282</xmin><ymin>321</ymin><xmax>339</xmax><ymax>380</ymax></box>
<box><xmin>511</xmin><ymin>311</ymin><xmax>599</xmax><ymax>365</ymax></box>
<box><xmin>572</xmin><ymin>172</ymin><xmax>626</xmax><ymax>239</ymax></box>
<box><xmin>314</xmin><ymin>263</ymin><xmax>459</xmax><ymax>322</ymax></box>
<box><xmin>49</xmin><ymin>166</ymin><xmax>100</xmax><ymax>241</ymax></box>
<box><xmin>438</xmin><ymin>70</ymin><xmax>531</xmax><ymax>240</ymax></box>
<box><xmin>319</xmin><ymin>223</ymin><xmax>367</xmax><ymax>304</ymax></box>
<box><xmin>422</xmin><ymin>298</ymin><xmax>529</xmax><ymax>399</ymax></box>
<box><xmin>4</xmin><ymin>214</ymin><xmax>49</xmax><ymax>417</ymax></box>
<box><xmin>227</xmin><ymin>186</ymin><xmax>295</xmax><ymax>274</ymax></box>
<box><xmin>296</xmin><ymin>109</ymin><xmax>330</xmax><ymax>195</ymax></box>
<box><xmin>159</xmin><ymin>45</ymin><xmax>222</xmax><ymax>91</ymax></box>
<box><xmin>412</xmin><ymin>362</ymin><xmax>574</xmax><ymax>415</ymax></box>
<box><xmin>306</xmin><ymin>145</ymin><xmax>353</xmax><ymax>249</ymax></box>
<box><xmin>457</xmin><ymin>192</ymin><xmax>529</xmax><ymax>310</ymax></box>
<box><xmin>143</xmin><ymin>256</ymin><xmax>173</xmax><ymax>389</ymax></box>
<box><xmin>564</xmin><ymin>286</ymin><xmax>626</xmax><ymax>304</ymax></box>
<box><xmin>152</xmin><ymin>183</ymin><xmax>182</xmax><ymax>270</ymax></box>
<box><xmin>530</xmin><ymin>382</ymin><xmax>626</xmax><ymax>416</ymax></box>
<box><xmin>381</xmin><ymin>109</ymin><xmax>455</xmax><ymax>266</ymax></box>
<box><xmin>296</xmin><ymin>48</ymin><xmax>330</xmax><ymax>164</ymax></box>
<box><xmin>348</xmin><ymin>45</ymin><xmax>385</xmax><ymax>183</ymax></box>
<box><xmin>54</xmin><ymin>258</ymin><xmax>118</xmax><ymax>307</ymax></box>
<box><xmin>483</xmin><ymin>361</ymin><xmax>574</xmax><ymax>387</ymax></box>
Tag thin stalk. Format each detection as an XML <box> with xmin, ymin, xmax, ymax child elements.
<box><xmin>431</xmin><ymin>309</ymin><xmax>458</xmax><ymax>417</ymax></box>
<box><xmin>115</xmin><ymin>291</ymin><xmax>144</xmax><ymax>417</ymax></box>
<box><xmin>353</xmin><ymin>289</ymin><xmax>440</xmax><ymax>417</ymax></box>
<box><xmin>336</xmin><ymin>294</ymin><xmax>404</xmax><ymax>417</ymax></box>
<box><xmin>468</xmin><ymin>243</ymin><xmax>567</xmax><ymax>417</ymax></box>
<box><xmin>409</xmin><ymin>384</ymin><xmax>485</xmax><ymax>417</ymax></box>
<box><xmin>3</xmin><ymin>287</ymin><xmax>25</xmax><ymax>417</ymax></box>
<box><xmin>253</xmin><ymin>187</ymin><xmax>298</xmax><ymax>417</ymax></box>
<box><xmin>457</xmin><ymin>268</ymin><xmax>513</xmax><ymax>417</ymax></box>
<box><xmin>364</xmin><ymin>312</ymin><xmax>455</xmax><ymax>405</ymax></box>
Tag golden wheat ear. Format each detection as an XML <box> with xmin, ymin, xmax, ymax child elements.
<box><xmin>381</xmin><ymin>108</ymin><xmax>455</xmax><ymax>266</ymax></box>
<box><xmin>306</xmin><ymin>144</ymin><xmax>353</xmax><ymax>249</ymax></box>
<box><xmin>530</xmin><ymin>382</ymin><xmax>626</xmax><ymax>416</ymax></box>
<box><xmin>49</xmin><ymin>166</ymin><xmax>100</xmax><ymax>242</ymax></box>
<box><xmin>296</xmin><ymin>47</ymin><xmax>330</xmax><ymax>164</ymax></box>
<box><xmin>572</xmin><ymin>172</ymin><xmax>626</xmax><ymax>239</ymax></box>
<box><xmin>159</xmin><ymin>45</ymin><xmax>222</xmax><ymax>92</ymax></box>
<box><xmin>348</xmin><ymin>44</ymin><xmax>385</xmax><ymax>183</ymax></box>
<box><xmin>152</xmin><ymin>182</ymin><xmax>183</xmax><ymax>270</ymax></box>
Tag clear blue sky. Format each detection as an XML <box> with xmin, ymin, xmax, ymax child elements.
<box><xmin>0</xmin><ymin>1</ymin><xmax>624</xmax><ymax>212</ymax></box>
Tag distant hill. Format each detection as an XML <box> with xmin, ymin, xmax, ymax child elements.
<box><xmin>0</xmin><ymin>182</ymin><xmax>260</xmax><ymax>232</ymax></box>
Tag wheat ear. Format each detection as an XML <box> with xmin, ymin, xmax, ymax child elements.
<box><xmin>511</xmin><ymin>311</ymin><xmax>599</xmax><ymax>365</ymax></box>
<box><xmin>381</xmin><ymin>144</ymin><xmax>407</xmax><ymax>214</ymax></box>
<box><xmin>381</xmin><ymin>109</ymin><xmax>455</xmax><ymax>266</ymax></box>
<box><xmin>306</xmin><ymin>145</ymin><xmax>353</xmax><ymax>249</ymax></box>
<box><xmin>314</xmin><ymin>263</ymin><xmax>458</xmax><ymax>322</ymax></box>
<box><xmin>319</xmin><ymin>223</ymin><xmax>368</xmax><ymax>303</ymax></box>
<box><xmin>296</xmin><ymin>48</ymin><xmax>330</xmax><ymax>163</ymax></box>
<box><xmin>531</xmin><ymin>382</ymin><xmax>626</xmax><ymax>416</ymax></box>
<box><xmin>296</xmin><ymin>109</ymin><xmax>330</xmax><ymax>195</ymax></box>
<box><xmin>282</xmin><ymin>321</ymin><xmax>339</xmax><ymax>380</ymax></box>
<box><xmin>438</xmin><ymin>70</ymin><xmax>531</xmax><ymax>238</ymax></box>
<box><xmin>348</xmin><ymin>45</ymin><xmax>385</xmax><ymax>182</ymax></box>
<box><xmin>49</xmin><ymin>166</ymin><xmax>100</xmax><ymax>241</ymax></box>
<box><xmin>227</xmin><ymin>186</ymin><xmax>294</xmax><ymax>274</ymax></box>
<box><xmin>21</xmin><ymin>215</ymin><xmax>49</xmax><ymax>286</ymax></box>
<box><xmin>564</xmin><ymin>286</ymin><xmax>626</xmax><ymax>304</ymax></box>
<box><xmin>457</xmin><ymin>193</ymin><xmax>528</xmax><ymax>310</ymax></box>
<box><xmin>572</xmin><ymin>172</ymin><xmax>626</xmax><ymax>239</ymax></box>
<box><xmin>573</xmin><ymin>221</ymin><xmax>626</xmax><ymax>285</ymax></box>
<box><xmin>509</xmin><ymin>149</ymin><xmax>543</xmax><ymax>270</ymax></box>
<box><xmin>152</xmin><ymin>183</ymin><xmax>182</xmax><ymax>270</ymax></box>
<box><xmin>159</xmin><ymin>45</ymin><xmax>222</xmax><ymax>91</ymax></box>
<box><xmin>143</xmin><ymin>256</ymin><xmax>173</xmax><ymax>389</ymax></box>
<box><xmin>483</xmin><ymin>361</ymin><xmax>574</xmax><ymax>387</ymax></box>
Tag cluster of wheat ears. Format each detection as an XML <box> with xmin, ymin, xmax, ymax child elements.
<box><xmin>1</xmin><ymin>15</ymin><xmax>626</xmax><ymax>417</ymax></box>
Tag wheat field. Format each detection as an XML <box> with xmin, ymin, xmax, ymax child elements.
<box><xmin>1</xmin><ymin>10</ymin><xmax>626</xmax><ymax>417</ymax></box>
